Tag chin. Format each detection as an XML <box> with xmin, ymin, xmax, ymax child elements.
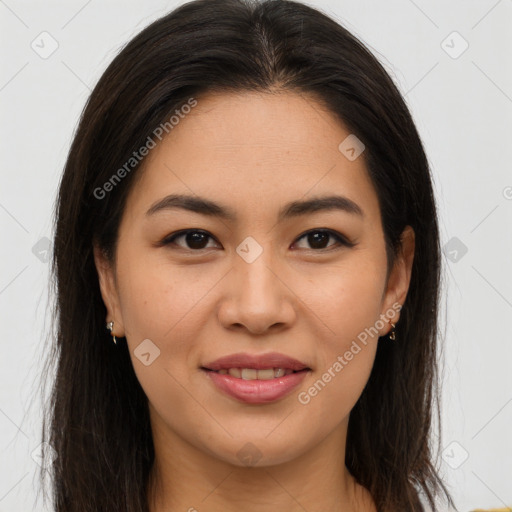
<box><xmin>200</xmin><ymin>432</ymin><xmax>311</xmax><ymax>468</ymax></box>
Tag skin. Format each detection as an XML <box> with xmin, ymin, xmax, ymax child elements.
<box><xmin>94</xmin><ymin>90</ymin><xmax>415</xmax><ymax>511</ymax></box>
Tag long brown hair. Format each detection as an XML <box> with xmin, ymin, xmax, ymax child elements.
<box><xmin>38</xmin><ymin>0</ymin><xmax>456</xmax><ymax>510</ymax></box>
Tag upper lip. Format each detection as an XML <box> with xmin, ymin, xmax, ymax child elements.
<box><xmin>202</xmin><ymin>352</ymin><xmax>311</xmax><ymax>371</ymax></box>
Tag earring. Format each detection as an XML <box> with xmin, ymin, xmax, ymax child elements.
<box><xmin>388</xmin><ymin>322</ymin><xmax>396</xmax><ymax>341</ymax></box>
<box><xmin>106</xmin><ymin>321</ymin><xmax>117</xmax><ymax>345</ymax></box>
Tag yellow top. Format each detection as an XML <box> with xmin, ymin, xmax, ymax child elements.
<box><xmin>470</xmin><ymin>508</ymin><xmax>512</xmax><ymax>512</ymax></box>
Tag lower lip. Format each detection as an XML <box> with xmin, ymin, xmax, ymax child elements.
<box><xmin>202</xmin><ymin>369</ymin><xmax>309</xmax><ymax>404</ymax></box>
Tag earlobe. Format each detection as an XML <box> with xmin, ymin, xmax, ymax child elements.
<box><xmin>93</xmin><ymin>243</ymin><xmax>125</xmax><ymax>337</ymax></box>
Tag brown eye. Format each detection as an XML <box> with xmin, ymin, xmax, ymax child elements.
<box><xmin>293</xmin><ymin>229</ymin><xmax>353</xmax><ymax>251</ymax></box>
<box><xmin>161</xmin><ymin>230</ymin><xmax>219</xmax><ymax>250</ymax></box>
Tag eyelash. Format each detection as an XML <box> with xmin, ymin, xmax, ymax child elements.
<box><xmin>159</xmin><ymin>229</ymin><xmax>355</xmax><ymax>252</ymax></box>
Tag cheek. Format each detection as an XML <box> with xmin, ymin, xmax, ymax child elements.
<box><xmin>306</xmin><ymin>256</ymin><xmax>386</xmax><ymax>347</ymax></box>
<box><xmin>116</xmin><ymin>248</ymin><xmax>212</xmax><ymax>344</ymax></box>
<box><xmin>298</xmin><ymin>276</ymin><xmax>381</xmax><ymax>425</ymax></box>
<box><xmin>115</xmin><ymin>255</ymin><xmax>208</xmax><ymax>422</ymax></box>
<box><xmin>115</xmin><ymin>249</ymin><xmax>231</xmax><ymax>397</ymax></box>
<box><xmin>299</xmin><ymin>255</ymin><xmax>385</xmax><ymax>404</ymax></box>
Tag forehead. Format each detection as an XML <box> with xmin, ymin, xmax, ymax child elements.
<box><xmin>124</xmin><ymin>90</ymin><xmax>380</xmax><ymax>224</ymax></box>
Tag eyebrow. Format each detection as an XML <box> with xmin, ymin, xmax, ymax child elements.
<box><xmin>145</xmin><ymin>193</ymin><xmax>364</xmax><ymax>221</ymax></box>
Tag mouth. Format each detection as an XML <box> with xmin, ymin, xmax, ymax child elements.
<box><xmin>200</xmin><ymin>352</ymin><xmax>311</xmax><ymax>403</ymax></box>
<box><xmin>201</xmin><ymin>367</ymin><xmax>311</xmax><ymax>404</ymax></box>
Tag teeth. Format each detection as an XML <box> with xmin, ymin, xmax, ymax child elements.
<box><xmin>241</xmin><ymin>368</ymin><xmax>258</xmax><ymax>380</ymax></box>
<box><xmin>255</xmin><ymin>369</ymin><xmax>275</xmax><ymax>380</ymax></box>
<box><xmin>216</xmin><ymin>368</ymin><xmax>296</xmax><ymax>380</ymax></box>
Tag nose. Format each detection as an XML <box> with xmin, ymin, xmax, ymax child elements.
<box><xmin>217</xmin><ymin>249</ymin><xmax>296</xmax><ymax>335</ymax></box>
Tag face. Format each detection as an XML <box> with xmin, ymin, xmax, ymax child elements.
<box><xmin>94</xmin><ymin>90</ymin><xmax>414</xmax><ymax>469</ymax></box>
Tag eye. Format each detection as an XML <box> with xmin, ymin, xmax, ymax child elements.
<box><xmin>160</xmin><ymin>230</ymin><xmax>219</xmax><ymax>251</ymax></box>
<box><xmin>292</xmin><ymin>229</ymin><xmax>354</xmax><ymax>251</ymax></box>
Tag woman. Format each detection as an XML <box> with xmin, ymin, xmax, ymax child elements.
<box><xmin>40</xmin><ymin>0</ymin><xmax>456</xmax><ymax>510</ymax></box>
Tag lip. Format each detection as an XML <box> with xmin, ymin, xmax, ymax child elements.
<box><xmin>202</xmin><ymin>352</ymin><xmax>310</xmax><ymax>372</ymax></box>
<box><xmin>200</xmin><ymin>352</ymin><xmax>311</xmax><ymax>404</ymax></box>
<box><xmin>202</xmin><ymin>368</ymin><xmax>310</xmax><ymax>404</ymax></box>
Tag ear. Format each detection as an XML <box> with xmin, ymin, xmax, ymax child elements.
<box><xmin>379</xmin><ymin>225</ymin><xmax>415</xmax><ymax>336</ymax></box>
<box><xmin>93</xmin><ymin>242</ymin><xmax>125</xmax><ymax>337</ymax></box>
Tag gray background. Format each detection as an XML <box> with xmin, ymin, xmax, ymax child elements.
<box><xmin>1</xmin><ymin>0</ymin><xmax>511</xmax><ymax>510</ymax></box>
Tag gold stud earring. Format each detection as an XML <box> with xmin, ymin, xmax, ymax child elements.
<box><xmin>389</xmin><ymin>322</ymin><xmax>396</xmax><ymax>341</ymax></box>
